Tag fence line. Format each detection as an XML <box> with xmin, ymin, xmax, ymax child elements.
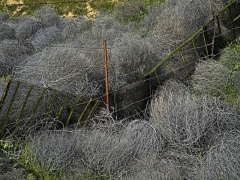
<box><xmin>0</xmin><ymin>1</ymin><xmax>239</xmax><ymax>138</ymax></box>
<box><xmin>141</xmin><ymin>1</ymin><xmax>238</xmax><ymax>79</ymax></box>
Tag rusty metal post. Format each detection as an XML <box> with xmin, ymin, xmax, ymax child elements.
<box><xmin>104</xmin><ymin>40</ymin><xmax>109</xmax><ymax>111</ymax></box>
<box><xmin>210</xmin><ymin>11</ymin><xmax>216</xmax><ymax>58</ymax></box>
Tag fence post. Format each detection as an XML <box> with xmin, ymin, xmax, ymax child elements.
<box><xmin>0</xmin><ymin>80</ymin><xmax>10</xmax><ymax>113</ymax></box>
<box><xmin>104</xmin><ymin>40</ymin><xmax>109</xmax><ymax>111</ymax></box>
<box><xmin>1</xmin><ymin>81</ymin><xmax>21</xmax><ymax>139</ymax></box>
<box><xmin>17</xmin><ymin>84</ymin><xmax>34</xmax><ymax>123</ymax></box>
<box><xmin>216</xmin><ymin>16</ymin><xmax>223</xmax><ymax>44</ymax></box>
<box><xmin>30</xmin><ymin>86</ymin><xmax>47</xmax><ymax>124</ymax></box>
<box><xmin>210</xmin><ymin>11</ymin><xmax>216</xmax><ymax>58</ymax></box>
<box><xmin>180</xmin><ymin>50</ymin><xmax>189</xmax><ymax>77</ymax></box>
<box><xmin>65</xmin><ymin>95</ymin><xmax>82</xmax><ymax>127</ymax></box>
<box><xmin>202</xmin><ymin>26</ymin><xmax>209</xmax><ymax>56</ymax></box>
<box><xmin>228</xmin><ymin>5</ymin><xmax>236</xmax><ymax>39</ymax></box>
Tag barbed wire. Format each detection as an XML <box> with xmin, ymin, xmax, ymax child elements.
<box><xmin>1</xmin><ymin>0</ymin><xmax>88</xmax><ymax>7</ymax></box>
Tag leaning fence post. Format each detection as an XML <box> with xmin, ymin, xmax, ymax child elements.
<box><xmin>180</xmin><ymin>50</ymin><xmax>189</xmax><ymax>77</ymax></box>
<box><xmin>216</xmin><ymin>16</ymin><xmax>223</xmax><ymax>44</ymax></box>
<box><xmin>104</xmin><ymin>40</ymin><xmax>109</xmax><ymax>111</ymax></box>
<box><xmin>1</xmin><ymin>81</ymin><xmax>21</xmax><ymax>139</ymax></box>
<box><xmin>17</xmin><ymin>84</ymin><xmax>34</xmax><ymax>123</ymax></box>
<box><xmin>65</xmin><ymin>95</ymin><xmax>82</xmax><ymax>127</ymax></box>
<box><xmin>228</xmin><ymin>5</ymin><xmax>236</xmax><ymax>39</ymax></box>
<box><xmin>30</xmin><ymin>86</ymin><xmax>47</xmax><ymax>124</ymax></box>
<box><xmin>0</xmin><ymin>80</ymin><xmax>10</xmax><ymax>113</ymax></box>
<box><xmin>202</xmin><ymin>27</ymin><xmax>209</xmax><ymax>56</ymax></box>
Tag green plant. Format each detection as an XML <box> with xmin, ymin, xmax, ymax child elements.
<box><xmin>0</xmin><ymin>139</ymin><xmax>14</xmax><ymax>152</ymax></box>
<box><xmin>18</xmin><ymin>144</ymin><xmax>64</xmax><ymax>180</ymax></box>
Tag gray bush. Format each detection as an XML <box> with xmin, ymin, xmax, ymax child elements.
<box><xmin>194</xmin><ymin>130</ymin><xmax>240</xmax><ymax>179</ymax></box>
<box><xmin>61</xmin><ymin>17</ymin><xmax>91</xmax><ymax>40</ymax></box>
<box><xmin>91</xmin><ymin>14</ymin><xmax>127</xmax><ymax>44</ymax></box>
<box><xmin>0</xmin><ymin>24</ymin><xmax>15</xmax><ymax>42</ymax></box>
<box><xmin>149</xmin><ymin>80</ymin><xmax>239</xmax><ymax>149</ymax></box>
<box><xmin>109</xmin><ymin>32</ymin><xmax>156</xmax><ymax>88</ymax></box>
<box><xmin>113</xmin><ymin>0</ymin><xmax>146</xmax><ymax>23</ymax></box>
<box><xmin>152</xmin><ymin>0</ymin><xmax>227</xmax><ymax>45</ymax></box>
<box><xmin>124</xmin><ymin>148</ymin><xmax>199</xmax><ymax>180</ymax></box>
<box><xmin>0</xmin><ymin>54</ymin><xmax>14</xmax><ymax>77</ymax></box>
<box><xmin>0</xmin><ymin>40</ymin><xmax>32</xmax><ymax>76</ymax></box>
<box><xmin>0</xmin><ymin>12</ymin><xmax>10</xmax><ymax>23</ymax></box>
<box><xmin>28</xmin><ymin>130</ymin><xmax>84</xmax><ymax>172</ymax></box>
<box><xmin>191</xmin><ymin>59</ymin><xmax>231</xmax><ymax>97</ymax></box>
<box><xmin>34</xmin><ymin>6</ymin><xmax>60</xmax><ymax>27</ymax></box>
<box><xmin>13</xmin><ymin>53</ymin><xmax>42</xmax><ymax>84</ymax></box>
<box><xmin>39</xmin><ymin>46</ymin><xmax>103</xmax><ymax>96</ymax></box>
<box><xmin>219</xmin><ymin>42</ymin><xmax>240</xmax><ymax>71</ymax></box>
<box><xmin>15</xmin><ymin>17</ymin><xmax>43</xmax><ymax>44</ymax></box>
<box><xmin>32</xmin><ymin>26</ymin><xmax>62</xmax><ymax>51</ymax></box>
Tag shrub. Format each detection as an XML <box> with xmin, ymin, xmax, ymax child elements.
<box><xmin>15</xmin><ymin>17</ymin><xmax>43</xmax><ymax>44</ymax></box>
<box><xmin>124</xmin><ymin>148</ymin><xmax>199</xmax><ymax>180</ymax></box>
<box><xmin>39</xmin><ymin>46</ymin><xmax>103</xmax><ymax>97</ymax></box>
<box><xmin>32</xmin><ymin>26</ymin><xmax>62</xmax><ymax>51</ymax></box>
<box><xmin>194</xmin><ymin>130</ymin><xmax>240</xmax><ymax>179</ymax></box>
<box><xmin>13</xmin><ymin>53</ymin><xmax>42</xmax><ymax>84</ymax></box>
<box><xmin>91</xmin><ymin>14</ymin><xmax>127</xmax><ymax>45</ymax></box>
<box><xmin>113</xmin><ymin>0</ymin><xmax>147</xmax><ymax>23</ymax></box>
<box><xmin>219</xmin><ymin>42</ymin><xmax>240</xmax><ymax>72</ymax></box>
<box><xmin>0</xmin><ymin>12</ymin><xmax>10</xmax><ymax>23</ymax></box>
<box><xmin>191</xmin><ymin>59</ymin><xmax>231</xmax><ymax>98</ymax></box>
<box><xmin>26</xmin><ymin>130</ymin><xmax>84</xmax><ymax>173</ymax></box>
<box><xmin>149</xmin><ymin>80</ymin><xmax>239</xmax><ymax>149</ymax></box>
<box><xmin>34</xmin><ymin>6</ymin><xmax>60</xmax><ymax>27</ymax></box>
<box><xmin>0</xmin><ymin>24</ymin><xmax>15</xmax><ymax>42</ymax></box>
<box><xmin>0</xmin><ymin>40</ymin><xmax>32</xmax><ymax>76</ymax></box>
<box><xmin>192</xmin><ymin>42</ymin><xmax>240</xmax><ymax>104</ymax></box>
<box><xmin>61</xmin><ymin>17</ymin><xmax>91</xmax><ymax>41</ymax></box>
<box><xmin>109</xmin><ymin>32</ymin><xmax>156</xmax><ymax>88</ymax></box>
<box><xmin>152</xmin><ymin>0</ymin><xmax>227</xmax><ymax>44</ymax></box>
<box><xmin>0</xmin><ymin>54</ymin><xmax>14</xmax><ymax>77</ymax></box>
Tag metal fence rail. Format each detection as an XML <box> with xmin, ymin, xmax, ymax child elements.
<box><xmin>141</xmin><ymin>1</ymin><xmax>239</xmax><ymax>85</ymax></box>
<box><xmin>0</xmin><ymin>80</ymin><xmax>100</xmax><ymax>138</ymax></box>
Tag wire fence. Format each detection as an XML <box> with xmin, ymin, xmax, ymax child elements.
<box><xmin>141</xmin><ymin>1</ymin><xmax>240</xmax><ymax>82</ymax></box>
<box><xmin>0</xmin><ymin>1</ymin><xmax>239</xmax><ymax>138</ymax></box>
